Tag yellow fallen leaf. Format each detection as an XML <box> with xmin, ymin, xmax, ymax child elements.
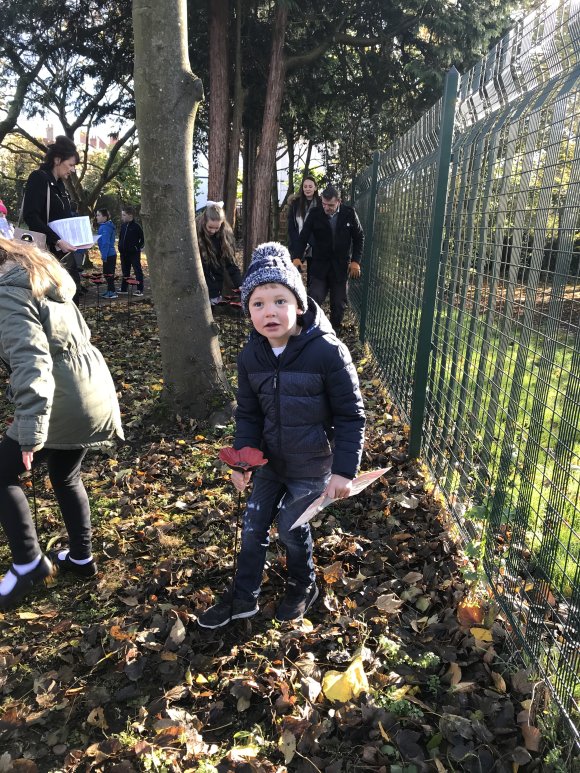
<box><xmin>228</xmin><ymin>746</ymin><xmax>259</xmax><ymax>761</ymax></box>
<box><xmin>388</xmin><ymin>685</ymin><xmax>410</xmax><ymax>701</ymax></box>
<box><xmin>195</xmin><ymin>673</ymin><xmax>208</xmax><ymax>684</ymax></box>
<box><xmin>378</xmin><ymin>721</ymin><xmax>391</xmax><ymax>742</ymax></box>
<box><xmin>470</xmin><ymin>627</ymin><xmax>493</xmax><ymax>642</ymax></box>
<box><xmin>322</xmin><ymin>656</ymin><xmax>369</xmax><ymax>703</ymax></box>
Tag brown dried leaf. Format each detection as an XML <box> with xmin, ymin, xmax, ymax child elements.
<box><xmin>520</xmin><ymin>723</ymin><xmax>541</xmax><ymax>751</ymax></box>
<box><xmin>375</xmin><ymin>593</ymin><xmax>404</xmax><ymax>614</ymax></box>
<box><xmin>491</xmin><ymin>671</ymin><xmax>506</xmax><ymax>693</ymax></box>
<box><xmin>457</xmin><ymin>600</ymin><xmax>484</xmax><ymax>627</ymax></box>
<box><xmin>511</xmin><ymin>669</ymin><xmax>534</xmax><ymax>695</ymax></box>
<box><xmin>443</xmin><ymin>662</ymin><xmax>462</xmax><ymax>686</ymax></box>
<box><xmin>402</xmin><ymin>571</ymin><xmax>423</xmax><ymax>584</ymax></box>
<box><xmin>86</xmin><ymin>706</ymin><xmax>108</xmax><ymax>730</ymax></box>
<box><xmin>322</xmin><ymin>561</ymin><xmax>344</xmax><ymax>584</ymax></box>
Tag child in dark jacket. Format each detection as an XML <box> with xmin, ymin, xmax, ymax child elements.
<box><xmin>96</xmin><ymin>209</ymin><xmax>117</xmax><ymax>297</ymax></box>
<box><xmin>197</xmin><ymin>242</ymin><xmax>365</xmax><ymax>629</ymax></box>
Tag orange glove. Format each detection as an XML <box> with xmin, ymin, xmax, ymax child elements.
<box><xmin>348</xmin><ymin>261</ymin><xmax>361</xmax><ymax>279</ymax></box>
<box><xmin>292</xmin><ymin>258</ymin><xmax>303</xmax><ymax>271</ymax></box>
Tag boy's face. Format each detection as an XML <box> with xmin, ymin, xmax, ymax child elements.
<box><xmin>248</xmin><ymin>283</ymin><xmax>302</xmax><ymax>347</ymax></box>
<box><xmin>121</xmin><ymin>210</ymin><xmax>133</xmax><ymax>223</ymax></box>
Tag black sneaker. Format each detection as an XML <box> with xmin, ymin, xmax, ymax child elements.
<box><xmin>275</xmin><ymin>581</ymin><xmax>319</xmax><ymax>622</ymax></box>
<box><xmin>47</xmin><ymin>549</ymin><xmax>98</xmax><ymax>578</ymax></box>
<box><xmin>0</xmin><ymin>555</ymin><xmax>54</xmax><ymax>610</ymax></box>
<box><xmin>197</xmin><ymin>593</ymin><xmax>258</xmax><ymax>629</ymax></box>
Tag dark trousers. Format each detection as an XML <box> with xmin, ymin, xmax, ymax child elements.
<box><xmin>0</xmin><ymin>436</ymin><xmax>91</xmax><ymax>564</ymax></box>
<box><xmin>103</xmin><ymin>254</ymin><xmax>117</xmax><ymax>292</ymax></box>
<box><xmin>120</xmin><ymin>251</ymin><xmax>144</xmax><ymax>292</ymax></box>
<box><xmin>308</xmin><ymin>273</ymin><xmax>348</xmax><ymax>329</ymax></box>
<box><xmin>234</xmin><ymin>465</ymin><xmax>330</xmax><ymax>603</ymax></box>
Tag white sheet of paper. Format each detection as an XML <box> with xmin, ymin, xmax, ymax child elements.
<box><xmin>289</xmin><ymin>467</ymin><xmax>391</xmax><ymax>530</ymax></box>
<box><xmin>48</xmin><ymin>216</ymin><xmax>97</xmax><ymax>249</ymax></box>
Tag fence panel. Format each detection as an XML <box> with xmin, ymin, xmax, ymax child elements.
<box><xmin>353</xmin><ymin>0</ymin><xmax>580</xmax><ymax>742</ymax></box>
<box><xmin>352</xmin><ymin>101</ymin><xmax>443</xmax><ymax>420</ymax></box>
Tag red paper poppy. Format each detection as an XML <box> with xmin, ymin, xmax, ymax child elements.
<box><xmin>219</xmin><ymin>446</ymin><xmax>268</xmax><ymax>472</ymax></box>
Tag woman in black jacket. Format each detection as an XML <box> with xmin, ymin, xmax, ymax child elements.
<box><xmin>287</xmin><ymin>175</ymin><xmax>320</xmax><ymax>269</ymax></box>
<box><xmin>22</xmin><ymin>135</ymin><xmax>81</xmax><ymax>301</ymax></box>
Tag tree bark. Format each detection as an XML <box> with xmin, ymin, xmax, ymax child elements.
<box><xmin>270</xmin><ymin>162</ymin><xmax>280</xmax><ymax>241</ymax></box>
<box><xmin>246</xmin><ymin>2</ymin><xmax>288</xmax><ymax>252</ymax></box>
<box><xmin>224</xmin><ymin>0</ymin><xmax>243</xmax><ymax>226</ymax></box>
<box><xmin>304</xmin><ymin>139</ymin><xmax>314</xmax><ymax>175</ymax></box>
<box><xmin>132</xmin><ymin>0</ymin><xmax>231</xmax><ymax>417</ymax></box>
<box><xmin>207</xmin><ymin>0</ymin><xmax>230</xmax><ymax>201</ymax></box>
<box><xmin>242</xmin><ymin>124</ymin><xmax>257</xmax><ymax>269</ymax></box>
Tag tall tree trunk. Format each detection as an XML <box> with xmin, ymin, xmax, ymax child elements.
<box><xmin>224</xmin><ymin>0</ymin><xmax>243</xmax><ymax>226</ymax></box>
<box><xmin>207</xmin><ymin>0</ymin><xmax>230</xmax><ymax>201</ymax></box>
<box><xmin>242</xmin><ymin>125</ymin><xmax>257</xmax><ymax>268</ymax></box>
<box><xmin>247</xmin><ymin>3</ymin><xmax>288</xmax><ymax>252</ymax></box>
<box><xmin>287</xmin><ymin>128</ymin><xmax>295</xmax><ymax>198</ymax></box>
<box><xmin>132</xmin><ymin>0</ymin><xmax>231</xmax><ymax>417</ymax></box>
<box><xmin>304</xmin><ymin>139</ymin><xmax>314</xmax><ymax>175</ymax></box>
<box><xmin>270</xmin><ymin>161</ymin><xmax>280</xmax><ymax>241</ymax></box>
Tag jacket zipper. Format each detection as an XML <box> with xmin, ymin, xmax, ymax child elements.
<box><xmin>273</xmin><ymin>358</ymin><xmax>281</xmax><ymax>455</ymax></box>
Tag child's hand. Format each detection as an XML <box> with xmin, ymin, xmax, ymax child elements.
<box><xmin>325</xmin><ymin>474</ymin><xmax>352</xmax><ymax>500</ymax></box>
<box><xmin>231</xmin><ymin>469</ymin><xmax>252</xmax><ymax>492</ymax></box>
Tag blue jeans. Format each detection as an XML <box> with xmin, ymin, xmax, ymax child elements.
<box><xmin>234</xmin><ymin>465</ymin><xmax>330</xmax><ymax>602</ymax></box>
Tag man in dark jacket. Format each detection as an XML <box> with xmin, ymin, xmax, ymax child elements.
<box><xmin>118</xmin><ymin>205</ymin><xmax>145</xmax><ymax>295</ymax></box>
<box><xmin>197</xmin><ymin>242</ymin><xmax>365</xmax><ymax>630</ymax></box>
<box><xmin>294</xmin><ymin>185</ymin><xmax>364</xmax><ymax>330</ymax></box>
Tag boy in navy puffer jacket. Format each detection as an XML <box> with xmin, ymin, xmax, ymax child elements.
<box><xmin>197</xmin><ymin>242</ymin><xmax>365</xmax><ymax>629</ymax></box>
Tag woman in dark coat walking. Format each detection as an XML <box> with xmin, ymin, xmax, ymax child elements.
<box><xmin>22</xmin><ymin>135</ymin><xmax>82</xmax><ymax>302</ymax></box>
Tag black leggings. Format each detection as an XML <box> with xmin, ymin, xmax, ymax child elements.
<box><xmin>0</xmin><ymin>435</ymin><xmax>91</xmax><ymax>564</ymax></box>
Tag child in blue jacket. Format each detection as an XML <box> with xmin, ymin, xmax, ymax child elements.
<box><xmin>96</xmin><ymin>209</ymin><xmax>117</xmax><ymax>298</ymax></box>
<box><xmin>197</xmin><ymin>242</ymin><xmax>365</xmax><ymax>629</ymax></box>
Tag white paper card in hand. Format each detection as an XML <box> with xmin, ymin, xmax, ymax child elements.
<box><xmin>48</xmin><ymin>216</ymin><xmax>96</xmax><ymax>249</ymax></box>
<box><xmin>289</xmin><ymin>467</ymin><xmax>391</xmax><ymax>530</ymax></box>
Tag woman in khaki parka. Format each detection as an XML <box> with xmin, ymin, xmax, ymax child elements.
<box><xmin>0</xmin><ymin>237</ymin><xmax>124</xmax><ymax>609</ymax></box>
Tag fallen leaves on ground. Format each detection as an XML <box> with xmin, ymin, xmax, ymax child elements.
<box><xmin>0</xmin><ymin>297</ymin><xmax>569</xmax><ymax>772</ymax></box>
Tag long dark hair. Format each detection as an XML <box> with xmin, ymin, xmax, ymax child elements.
<box><xmin>295</xmin><ymin>175</ymin><xmax>320</xmax><ymax>219</ymax></box>
<box><xmin>196</xmin><ymin>204</ymin><xmax>236</xmax><ymax>270</ymax></box>
<box><xmin>39</xmin><ymin>135</ymin><xmax>80</xmax><ymax>171</ymax></box>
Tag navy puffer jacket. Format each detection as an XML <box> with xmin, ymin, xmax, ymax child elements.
<box><xmin>234</xmin><ymin>299</ymin><xmax>365</xmax><ymax>479</ymax></box>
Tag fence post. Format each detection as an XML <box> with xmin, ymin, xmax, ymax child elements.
<box><xmin>408</xmin><ymin>67</ymin><xmax>459</xmax><ymax>458</ymax></box>
<box><xmin>359</xmin><ymin>150</ymin><xmax>380</xmax><ymax>343</ymax></box>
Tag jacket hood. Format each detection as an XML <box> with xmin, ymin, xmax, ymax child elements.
<box><xmin>0</xmin><ymin>263</ymin><xmax>75</xmax><ymax>303</ymax></box>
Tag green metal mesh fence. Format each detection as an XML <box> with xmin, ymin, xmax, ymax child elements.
<box><xmin>353</xmin><ymin>103</ymin><xmax>443</xmax><ymax>419</ymax></box>
<box><xmin>351</xmin><ymin>0</ymin><xmax>580</xmax><ymax>742</ymax></box>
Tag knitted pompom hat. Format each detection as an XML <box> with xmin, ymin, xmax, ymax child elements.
<box><xmin>241</xmin><ymin>241</ymin><xmax>307</xmax><ymax>314</ymax></box>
